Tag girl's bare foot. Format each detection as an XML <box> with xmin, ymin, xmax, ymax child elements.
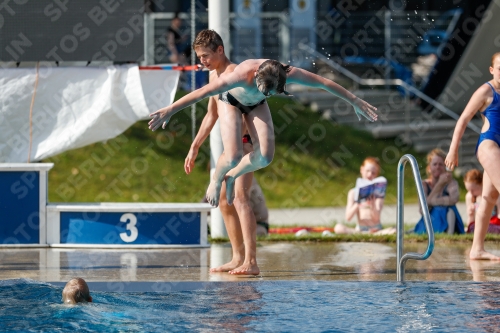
<box><xmin>228</xmin><ymin>262</ymin><xmax>260</xmax><ymax>276</ymax></box>
<box><xmin>206</xmin><ymin>180</ymin><xmax>222</xmax><ymax>207</ymax></box>
<box><xmin>210</xmin><ymin>259</ymin><xmax>243</xmax><ymax>273</ymax></box>
<box><xmin>470</xmin><ymin>250</ymin><xmax>500</xmax><ymax>260</ymax></box>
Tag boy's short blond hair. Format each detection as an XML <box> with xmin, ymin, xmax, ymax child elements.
<box><xmin>192</xmin><ymin>29</ymin><xmax>224</xmax><ymax>52</ymax></box>
<box><xmin>62</xmin><ymin>278</ymin><xmax>91</xmax><ymax>304</ymax></box>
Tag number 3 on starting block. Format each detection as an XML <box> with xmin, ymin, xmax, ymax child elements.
<box><xmin>120</xmin><ymin>213</ymin><xmax>138</xmax><ymax>243</ymax></box>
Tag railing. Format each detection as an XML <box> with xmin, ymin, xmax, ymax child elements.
<box><xmin>144</xmin><ymin>10</ymin><xmax>451</xmax><ymax>71</ymax></box>
<box><xmin>299</xmin><ymin>43</ymin><xmax>482</xmax><ymax>134</ymax></box>
<box><xmin>396</xmin><ymin>154</ymin><xmax>434</xmax><ymax>282</ymax></box>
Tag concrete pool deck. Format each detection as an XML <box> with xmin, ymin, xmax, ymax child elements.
<box><xmin>0</xmin><ymin>203</ymin><xmax>488</xmax><ymax>289</ymax></box>
<box><xmin>1</xmin><ymin>241</ymin><xmax>500</xmax><ymax>287</ymax></box>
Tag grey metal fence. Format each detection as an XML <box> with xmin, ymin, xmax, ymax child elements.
<box><xmin>144</xmin><ymin>10</ymin><xmax>455</xmax><ymax>76</ymax></box>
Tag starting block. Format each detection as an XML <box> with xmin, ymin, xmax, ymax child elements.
<box><xmin>0</xmin><ymin>163</ymin><xmax>211</xmax><ymax>248</ymax></box>
<box><xmin>0</xmin><ymin>163</ymin><xmax>53</xmax><ymax>247</ymax></box>
<box><xmin>47</xmin><ymin>203</ymin><xmax>210</xmax><ymax>248</ymax></box>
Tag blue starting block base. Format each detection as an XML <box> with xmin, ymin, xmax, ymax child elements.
<box><xmin>47</xmin><ymin>203</ymin><xmax>211</xmax><ymax>248</ymax></box>
<box><xmin>0</xmin><ymin>163</ymin><xmax>53</xmax><ymax>247</ymax></box>
<box><xmin>0</xmin><ymin>163</ymin><xmax>211</xmax><ymax>249</ymax></box>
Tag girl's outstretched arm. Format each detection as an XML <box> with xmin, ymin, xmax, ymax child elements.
<box><xmin>445</xmin><ymin>84</ymin><xmax>491</xmax><ymax>170</ymax></box>
<box><xmin>149</xmin><ymin>72</ymin><xmax>240</xmax><ymax>131</ymax></box>
<box><xmin>287</xmin><ymin>67</ymin><xmax>378</xmax><ymax>122</ymax></box>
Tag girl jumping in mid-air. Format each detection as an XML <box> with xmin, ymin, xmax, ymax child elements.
<box><xmin>149</xmin><ymin>59</ymin><xmax>378</xmax><ymax>207</ymax></box>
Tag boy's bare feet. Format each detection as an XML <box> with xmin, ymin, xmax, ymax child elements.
<box><xmin>210</xmin><ymin>259</ymin><xmax>243</xmax><ymax>273</ymax></box>
<box><xmin>334</xmin><ymin>223</ymin><xmax>356</xmax><ymax>234</ymax></box>
<box><xmin>470</xmin><ymin>250</ymin><xmax>500</xmax><ymax>260</ymax></box>
<box><xmin>206</xmin><ymin>180</ymin><xmax>222</xmax><ymax>207</ymax></box>
<box><xmin>228</xmin><ymin>262</ymin><xmax>260</xmax><ymax>276</ymax></box>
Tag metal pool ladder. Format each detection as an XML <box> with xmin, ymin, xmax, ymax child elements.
<box><xmin>397</xmin><ymin>154</ymin><xmax>435</xmax><ymax>282</ymax></box>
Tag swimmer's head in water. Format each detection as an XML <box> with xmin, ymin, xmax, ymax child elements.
<box><xmin>62</xmin><ymin>278</ymin><xmax>92</xmax><ymax>304</ymax></box>
<box><xmin>192</xmin><ymin>29</ymin><xmax>224</xmax><ymax>53</ymax></box>
<box><xmin>255</xmin><ymin>60</ymin><xmax>292</xmax><ymax>97</ymax></box>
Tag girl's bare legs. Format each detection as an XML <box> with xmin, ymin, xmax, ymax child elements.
<box><xmin>225</xmin><ymin>103</ymin><xmax>275</xmax><ymax>205</ymax></box>
<box><xmin>470</xmin><ymin>166</ymin><xmax>500</xmax><ymax>259</ymax></box>
<box><xmin>474</xmin><ymin>140</ymin><xmax>500</xmax><ymax>260</ymax></box>
<box><xmin>206</xmin><ymin>102</ymin><xmax>243</xmax><ymax>207</ymax></box>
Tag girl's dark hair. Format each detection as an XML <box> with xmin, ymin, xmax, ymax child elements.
<box><xmin>255</xmin><ymin>60</ymin><xmax>292</xmax><ymax>95</ymax></box>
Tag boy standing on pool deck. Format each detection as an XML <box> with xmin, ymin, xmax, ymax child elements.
<box><xmin>149</xmin><ymin>58</ymin><xmax>378</xmax><ymax>210</ymax></box>
<box><xmin>62</xmin><ymin>278</ymin><xmax>92</xmax><ymax>304</ymax></box>
<box><xmin>185</xmin><ymin>29</ymin><xmax>261</xmax><ymax>275</ymax></box>
<box><xmin>445</xmin><ymin>52</ymin><xmax>500</xmax><ymax>260</ymax></box>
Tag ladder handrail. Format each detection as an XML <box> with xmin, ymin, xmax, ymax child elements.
<box><xmin>397</xmin><ymin>154</ymin><xmax>435</xmax><ymax>282</ymax></box>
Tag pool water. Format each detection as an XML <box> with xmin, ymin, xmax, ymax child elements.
<box><xmin>1</xmin><ymin>279</ymin><xmax>499</xmax><ymax>332</ymax></box>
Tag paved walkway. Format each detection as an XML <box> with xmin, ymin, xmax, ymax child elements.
<box><xmin>268</xmin><ymin>203</ymin><xmax>467</xmax><ymax>227</ymax></box>
<box><xmin>0</xmin><ymin>241</ymin><xmax>493</xmax><ymax>283</ymax></box>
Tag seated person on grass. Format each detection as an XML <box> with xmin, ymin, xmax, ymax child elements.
<box><xmin>335</xmin><ymin>157</ymin><xmax>396</xmax><ymax>235</ymax></box>
<box><xmin>249</xmin><ymin>177</ymin><xmax>269</xmax><ymax>236</ymax></box>
<box><xmin>414</xmin><ymin>148</ymin><xmax>464</xmax><ymax>234</ymax></box>
<box><xmin>464</xmin><ymin>169</ymin><xmax>500</xmax><ymax>234</ymax></box>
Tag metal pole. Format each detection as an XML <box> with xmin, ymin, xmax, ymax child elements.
<box><xmin>404</xmin><ymin>89</ymin><xmax>409</xmax><ymax>142</ymax></box>
<box><xmin>279</xmin><ymin>12</ymin><xmax>290</xmax><ymax>64</ymax></box>
<box><xmin>208</xmin><ymin>0</ymin><xmax>230</xmax><ymax>238</ymax></box>
<box><xmin>191</xmin><ymin>0</ymin><xmax>196</xmax><ymax>141</ymax></box>
<box><xmin>396</xmin><ymin>154</ymin><xmax>435</xmax><ymax>282</ymax></box>
<box><xmin>396</xmin><ymin>155</ymin><xmax>406</xmax><ymax>281</ymax></box>
<box><xmin>384</xmin><ymin>10</ymin><xmax>391</xmax><ymax>90</ymax></box>
<box><xmin>143</xmin><ymin>13</ymin><xmax>153</xmax><ymax>65</ymax></box>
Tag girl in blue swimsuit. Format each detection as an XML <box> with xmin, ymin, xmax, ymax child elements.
<box><xmin>446</xmin><ymin>52</ymin><xmax>500</xmax><ymax>260</ymax></box>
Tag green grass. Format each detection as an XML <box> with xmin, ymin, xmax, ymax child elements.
<box><xmin>43</xmin><ymin>90</ymin><xmax>460</xmax><ymax>208</ymax></box>
<box><xmin>209</xmin><ymin>233</ymin><xmax>500</xmax><ymax>244</ymax></box>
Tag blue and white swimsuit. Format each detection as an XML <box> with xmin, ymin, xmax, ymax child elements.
<box><xmin>475</xmin><ymin>82</ymin><xmax>500</xmax><ymax>155</ymax></box>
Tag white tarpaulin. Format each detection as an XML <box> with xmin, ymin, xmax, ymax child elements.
<box><xmin>0</xmin><ymin>64</ymin><xmax>179</xmax><ymax>162</ymax></box>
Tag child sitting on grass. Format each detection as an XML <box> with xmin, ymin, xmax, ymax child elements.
<box><xmin>335</xmin><ymin>157</ymin><xmax>396</xmax><ymax>235</ymax></box>
<box><xmin>464</xmin><ymin>169</ymin><xmax>500</xmax><ymax>234</ymax></box>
